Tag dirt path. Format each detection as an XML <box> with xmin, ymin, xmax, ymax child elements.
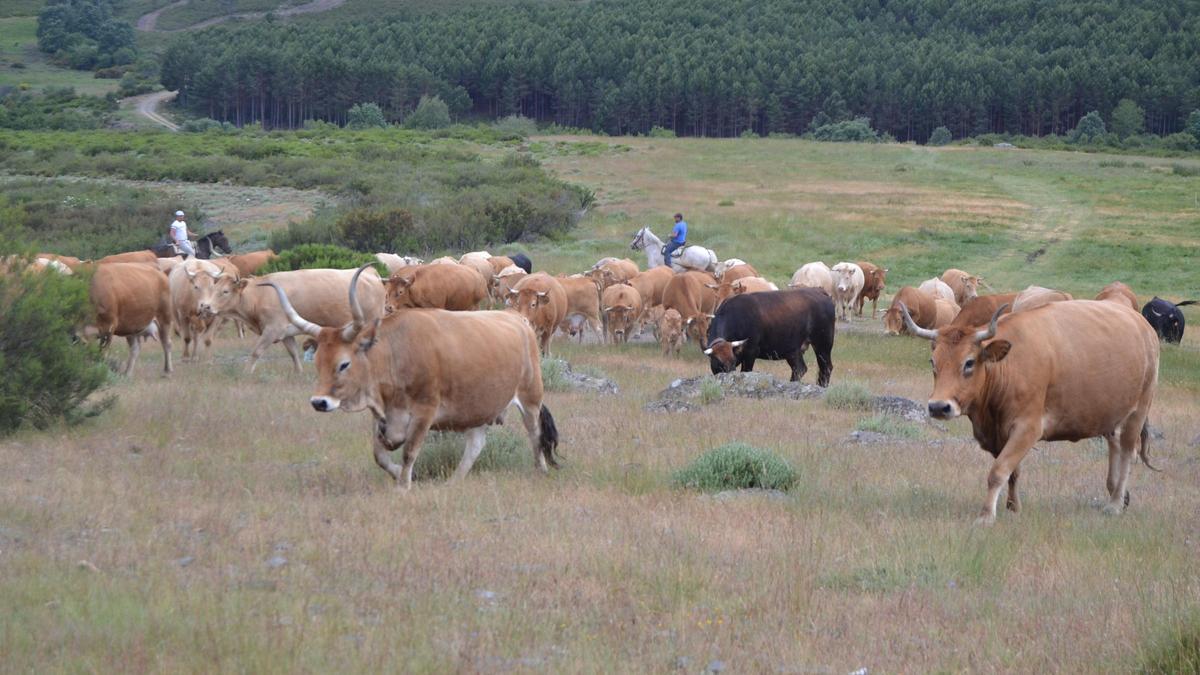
<box><xmin>135</xmin><ymin>0</ymin><xmax>346</xmax><ymax>32</ymax></box>
<box><xmin>126</xmin><ymin>90</ymin><xmax>180</xmax><ymax>131</ymax></box>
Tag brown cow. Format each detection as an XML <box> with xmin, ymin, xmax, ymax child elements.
<box><xmin>710</xmin><ymin>276</ymin><xmax>778</xmax><ymax>308</ymax></box>
<box><xmin>229</xmin><ymin>250</ymin><xmax>278</xmax><ymax>277</ymax></box>
<box><xmin>208</xmin><ymin>267</ymin><xmax>386</xmax><ymax>372</ymax></box>
<box><xmin>99</xmin><ymin>250</ymin><xmax>158</xmax><ymax>265</ymax></box>
<box><xmin>628</xmin><ymin>266</ymin><xmax>673</xmax><ymax>307</ymax></box>
<box><xmin>940</xmin><ymin>268</ymin><xmax>981</xmax><ymax>305</ymax></box>
<box><xmin>487</xmin><ymin>256</ymin><xmax>516</xmax><ymax>275</ymax></box>
<box><xmin>89</xmin><ymin>262</ymin><xmax>173</xmax><ymax>376</ymax></box>
<box><xmin>883</xmin><ymin>286</ymin><xmax>938</xmax><ymax>335</ymax></box>
<box><xmin>386</xmin><ymin>263</ymin><xmax>487</xmax><ymax>311</ymax></box>
<box><xmin>952</xmin><ymin>293</ymin><xmax>1019</xmax><ymax>328</ymax></box>
<box><xmin>901</xmin><ymin>299</ymin><xmax>1159</xmax><ymax>525</ymax></box>
<box><xmin>1095</xmin><ymin>281</ymin><xmax>1139</xmax><ymax>312</ymax></box>
<box><xmin>720</xmin><ymin>263</ymin><xmax>760</xmax><ymax>285</ymax></box>
<box><xmin>491</xmin><ymin>265</ymin><xmax>529</xmax><ymax>303</ymax></box>
<box><xmin>601</xmin><ymin>283</ymin><xmax>643</xmax><ymax>344</ymax></box>
<box><xmin>36</xmin><ymin>253</ymin><xmax>85</xmax><ymax>271</ymax></box>
<box><xmin>854</xmin><ymin>261</ymin><xmax>887</xmax><ymax>319</ymax></box>
<box><xmin>932</xmin><ymin>298</ymin><xmax>960</xmax><ymax>327</ymax></box>
<box><xmin>587</xmin><ymin>258</ymin><xmax>639</xmax><ymax>291</ymax></box>
<box><xmin>1012</xmin><ymin>285</ymin><xmax>1074</xmax><ymax>312</ymax></box>
<box><xmin>508</xmin><ymin>272</ymin><xmax>568</xmax><ymax>355</ymax></box>
<box><xmin>663</xmin><ymin>270</ymin><xmax>719</xmax><ymax>344</ymax></box>
<box><xmin>168</xmin><ymin>258</ymin><xmax>228</xmax><ymax>360</ymax></box>
<box><xmin>263</xmin><ymin>267</ymin><xmax>558</xmax><ymax>489</ymax></box>
<box><xmin>658</xmin><ymin>308</ymin><xmax>684</xmax><ymax>357</ymax></box>
<box><xmin>556</xmin><ymin>274</ymin><xmax>602</xmax><ymax>343</ymax></box>
<box><xmin>458</xmin><ymin>251</ymin><xmax>495</xmax><ymax>285</ymax></box>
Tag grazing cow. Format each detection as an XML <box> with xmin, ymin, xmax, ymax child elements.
<box><xmin>663</xmin><ymin>270</ymin><xmax>719</xmax><ymax>344</ymax></box>
<box><xmin>900</xmin><ymin>300</ymin><xmax>1159</xmax><ymax>525</ymax></box>
<box><xmin>264</xmin><ymin>267</ymin><xmax>559</xmax><ymax>489</ymax></box>
<box><xmin>952</xmin><ymin>293</ymin><xmax>1018</xmax><ymax>328</ymax></box>
<box><xmin>508</xmin><ymin>272</ymin><xmax>568</xmax><ymax>355</ymax></box>
<box><xmin>487</xmin><ymin>256</ymin><xmax>516</xmax><ymax>275</ymax></box>
<box><xmin>510</xmin><ymin>253</ymin><xmax>533</xmax><ymax>274</ymax></box>
<box><xmin>788</xmin><ymin>262</ymin><xmax>834</xmax><ymax>297</ymax></box>
<box><xmin>601</xmin><ymin>283</ymin><xmax>643</xmax><ymax>344</ymax></box>
<box><xmin>659</xmin><ymin>308</ymin><xmax>684</xmax><ymax>357</ymax></box>
<box><xmin>168</xmin><ymin>259</ymin><xmax>227</xmax><ymax>360</ymax></box>
<box><xmin>1142</xmin><ymin>297</ymin><xmax>1196</xmax><ymax>344</ymax></box>
<box><xmin>429</xmin><ymin>256</ymin><xmax>458</xmax><ymax>265</ymax></box>
<box><xmin>375</xmin><ymin>253</ymin><xmax>424</xmax><ymax>275</ymax></box>
<box><xmin>705</xmin><ymin>288</ymin><xmax>835</xmax><ymax>386</ymax></box>
<box><xmin>99</xmin><ymin>250</ymin><xmax>158</xmax><ymax>265</ymax></box>
<box><xmin>229</xmin><ymin>250</ymin><xmax>278</xmax><ymax>277</ymax></box>
<box><xmin>629</xmin><ymin>266</ymin><xmax>674</xmax><ymax>334</ymax></box>
<box><xmin>830</xmin><ymin>262</ymin><xmax>865</xmax><ymax>322</ymax></box>
<box><xmin>940</xmin><ymin>268</ymin><xmax>981</xmax><ymax>305</ymax></box>
<box><xmin>556</xmin><ymin>274</ymin><xmax>602</xmax><ymax>343</ymax></box>
<box><xmin>918</xmin><ymin>277</ymin><xmax>956</xmax><ymax>303</ymax></box>
<box><xmin>854</xmin><ymin>261</ymin><xmax>887</xmax><ymax>319</ymax></box>
<box><xmin>883</xmin><ymin>286</ymin><xmax>938</xmax><ymax>335</ymax></box>
<box><xmin>491</xmin><ymin>265</ymin><xmax>529</xmax><ymax>302</ymax></box>
<box><xmin>1012</xmin><ymin>285</ymin><xmax>1074</xmax><ymax>312</ymax></box>
<box><xmin>36</xmin><ymin>253</ymin><xmax>85</xmax><ymax>271</ymax></box>
<box><xmin>714</xmin><ymin>259</ymin><xmax>749</xmax><ymax>278</ymax></box>
<box><xmin>933</xmin><ymin>297</ymin><xmax>960</xmax><ymax>327</ymax></box>
<box><xmin>1095</xmin><ymin>281</ymin><xmax>1138</xmax><ymax>312</ymax></box>
<box><xmin>720</xmin><ymin>263</ymin><xmax>760</xmax><ymax>285</ymax></box>
<box><xmin>710</xmin><ymin>276</ymin><xmax>778</xmax><ymax>308</ymax></box>
<box><xmin>386</xmin><ymin>263</ymin><xmax>487</xmax><ymax>311</ymax></box>
<box><xmin>89</xmin><ymin>262</ymin><xmax>173</xmax><ymax>376</ymax></box>
<box><xmin>208</xmin><ymin>267</ymin><xmax>386</xmax><ymax>372</ymax></box>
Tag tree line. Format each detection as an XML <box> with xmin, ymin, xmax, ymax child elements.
<box><xmin>159</xmin><ymin>0</ymin><xmax>1200</xmax><ymax>142</ymax></box>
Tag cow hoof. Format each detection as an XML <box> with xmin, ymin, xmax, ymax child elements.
<box><xmin>1006</xmin><ymin>501</ymin><xmax>1020</xmax><ymax>514</ymax></box>
<box><xmin>1101</xmin><ymin>502</ymin><xmax>1124</xmax><ymax>516</ymax></box>
<box><xmin>1123</xmin><ymin>490</ymin><xmax>1130</xmax><ymax>507</ymax></box>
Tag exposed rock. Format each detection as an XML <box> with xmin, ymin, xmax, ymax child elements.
<box><xmin>544</xmin><ymin>359</ymin><xmax>618</xmax><ymax>395</ymax></box>
<box><xmin>708</xmin><ymin>660</ymin><xmax>727</xmax><ymax>673</ymax></box>
<box><xmin>869</xmin><ymin>395</ymin><xmax>927</xmax><ymax>423</ymax></box>
<box><xmin>266</xmin><ymin>555</ymin><xmax>288</xmax><ymax>569</ymax></box>
<box><xmin>176</xmin><ymin>555</ymin><xmax>195</xmax><ymax>568</ymax></box>
<box><xmin>643</xmin><ymin>399</ymin><xmax>700</xmax><ymax>413</ymax></box>
<box><xmin>646</xmin><ymin>372</ymin><xmax>823</xmax><ymax>412</ymax></box>
<box><xmin>846</xmin><ymin>430</ymin><xmax>890</xmax><ymax>444</ymax></box>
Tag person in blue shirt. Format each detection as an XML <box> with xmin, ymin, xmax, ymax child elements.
<box><xmin>662</xmin><ymin>212</ymin><xmax>687</xmax><ymax>267</ymax></box>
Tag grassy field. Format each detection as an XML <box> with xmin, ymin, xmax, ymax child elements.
<box><xmin>2</xmin><ymin>137</ymin><xmax>1199</xmax><ymax>671</ymax></box>
<box><xmin>0</xmin><ymin>17</ymin><xmax>119</xmax><ymax>96</ymax></box>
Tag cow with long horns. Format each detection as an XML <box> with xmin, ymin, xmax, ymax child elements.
<box><xmin>899</xmin><ymin>299</ymin><xmax>1159</xmax><ymax>525</ymax></box>
<box><xmin>261</xmin><ymin>265</ymin><xmax>559</xmax><ymax>489</ymax></box>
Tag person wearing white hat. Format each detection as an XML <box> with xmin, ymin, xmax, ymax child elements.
<box><xmin>169</xmin><ymin>210</ymin><xmax>199</xmax><ymax>258</ymax></box>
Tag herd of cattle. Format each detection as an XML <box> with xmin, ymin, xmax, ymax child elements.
<box><xmin>13</xmin><ymin>240</ymin><xmax>1196</xmax><ymax>524</ymax></box>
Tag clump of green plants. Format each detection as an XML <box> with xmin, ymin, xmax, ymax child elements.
<box><xmin>928</xmin><ymin>126</ymin><xmax>952</xmax><ymax>146</ymax></box>
<box><xmin>540</xmin><ymin>358</ymin><xmax>571</xmax><ymax>392</ymax></box>
<box><xmin>717</xmin><ymin>199</ymin><xmax>734</xmax><ymax>207</ymax></box>
<box><xmin>403</xmin><ymin>95</ymin><xmax>450</xmax><ymax>130</ymax></box>
<box><xmin>0</xmin><ymin>266</ymin><xmax>112</xmax><ymax>435</ymax></box>
<box><xmin>413</xmin><ymin>428</ymin><xmax>531</xmax><ymax>480</ymax></box>
<box><xmin>824</xmin><ymin>381</ymin><xmax>873</xmax><ymax>410</ymax></box>
<box><xmin>493</xmin><ymin>115</ymin><xmax>537</xmax><ymax>139</ymax></box>
<box><xmin>855</xmin><ymin>414</ymin><xmax>921</xmax><ymax>439</ymax></box>
<box><xmin>1139</xmin><ymin>611</ymin><xmax>1200</xmax><ymax>674</ymax></box>
<box><xmin>346</xmin><ymin>102</ymin><xmax>387</xmax><ymax>129</ymax></box>
<box><xmin>259</xmin><ymin>244</ymin><xmax>383</xmax><ymax>274</ymax></box>
<box><xmin>698</xmin><ymin>376</ymin><xmax>724</xmax><ymax>405</ymax></box>
<box><xmin>671</xmin><ymin>443</ymin><xmax>797</xmax><ymax>492</ymax></box>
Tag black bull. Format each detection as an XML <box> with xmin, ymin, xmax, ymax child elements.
<box><xmin>704</xmin><ymin>288</ymin><xmax>835</xmax><ymax>386</ymax></box>
<box><xmin>1141</xmin><ymin>296</ymin><xmax>1195</xmax><ymax>344</ymax></box>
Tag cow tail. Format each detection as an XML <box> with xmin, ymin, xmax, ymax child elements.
<box><xmin>1139</xmin><ymin>421</ymin><xmax>1162</xmax><ymax>472</ymax></box>
<box><xmin>538</xmin><ymin>404</ymin><xmax>561</xmax><ymax>469</ymax></box>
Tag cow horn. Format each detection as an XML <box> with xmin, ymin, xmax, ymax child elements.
<box><xmin>729</xmin><ymin>339</ymin><xmax>747</xmax><ymax>348</ymax></box>
<box><xmin>898</xmin><ymin>302</ymin><xmax>938</xmax><ymax>340</ymax></box>
<box><xmin>973</xmin><ymin>303</ymin><xmax>1009</xmax><ymax>343</ymax></box>
<box><xmin>185</xmin><ymin>266</ymin><xmax>196</xmax><ymax>279</ymax></box>
<box><xmin>259</xmin><ymin>282</ymin><xmax>321</xmax><ymax>337</ymax></box>
<box><xmin>1150</xmin><ymin>309</ymin><xmax>1163</xmax><ymax>317</ymax></box>
<box><xmin>347</xmin><ymin>264</ymin><xmax>371</xmax><ymax>335</ymax></box>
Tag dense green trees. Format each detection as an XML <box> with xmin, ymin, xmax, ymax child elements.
<box><xmin>159</xmin><ymin>0</ymin><xmax>1200</xmax><ymax>142</ymax></box>
<box><xmin>36</xmin><ymin>0</ymin><xmax>136</xmax><ymax>71</ymax></box>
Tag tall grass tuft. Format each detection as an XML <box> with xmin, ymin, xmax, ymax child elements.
<box><xmin>541</xmin><ymin>358</ymin><xmax>571</xmax><ymax>392</ymax></box>
<box><xmin>855</xmin><ymin>414</ymin><xmax>921</xmax><ymax>439</ymax></box>
<box><xmin>698</xmin><ymin>376</ymin><xmax>724</xmax><ymax>404</ymax></box>
<box><xmin>824</xmin><ymin>381</ymin><xmax>873</xmax><ymax>410</ymax></box>
<box><xmin>413</xmin><ymin>428</ymin><xmax>531</xmax><ymax>481</ymax></box>
<box><xmin>671</xmin><ymin>443</ymin><xmax>797</xmax><ymax>492</ymax></box>
<box><xmin>1140</xmin><ymin>611</ymin><xmax>1200</xmax><ymax>674</ymax></box>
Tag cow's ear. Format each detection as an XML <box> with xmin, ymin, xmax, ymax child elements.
<box><xmin>981</xmin><ymin>339</ymin><xmax>1011</xmax><ymax>363</ymax></box>
<box><xmin>234</xmin><ymin>278</ymin><xmax>250</xmax><ymax>291</ymax></box>
<box><xmin>390</xmin><ymin>276</ymin><xmax>413</xmax><ymax>289</ymax></box>
<box><xmin>302</xmin><ymin>338</ymin><xmax>318</xmax><ymax>353</ymax></box>
<box><xmin>357</xmin><ymin>319</ymin><xmax>381</xmax><ymax>353</ymax></box>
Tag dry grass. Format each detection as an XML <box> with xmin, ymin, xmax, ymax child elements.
<box><xmin>2</xmin><ymin>320</ymin><xmax>1198</xmax><ymax>672</ymax></box>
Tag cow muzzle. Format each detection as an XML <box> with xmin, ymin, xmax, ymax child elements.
<box><xmin>310</xmin><ymin>396</ymin><xmax>340</xmax><ymax>412</ymax></box>
<box><xmin>927</xmin><ymin>399</ymin><xmax>960</xmax><ymax>420</ymax></box>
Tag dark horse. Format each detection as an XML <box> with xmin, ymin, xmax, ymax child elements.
<box><xmin>149</xmin><ymin>231</ymin><xmax>233</xmax><ymax>260</ymax></box>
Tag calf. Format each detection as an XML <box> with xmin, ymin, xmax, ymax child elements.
<box><xmin>663</xmin><ymin>270</ymin><xmax>719</xmax><ymax>344</ymax></box>
<box><xmin>705</xmin><ymin>288</ymin><xmax>835</xmax><ymax>386</ymax></box>
<box><xmin>940</xmin><ymin>268</ymin><xmax>981</xmax><ymax>305</ymax></box>
<box><xmin>658</xmin><ymin>308</ymin><xmax>684</xmax><ymax>357</ymax></box>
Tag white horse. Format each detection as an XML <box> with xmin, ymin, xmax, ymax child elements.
<box><xmin>629</xmin><ymin>227</ymin><xmax>718</xmax><ymax>273</ymax></box>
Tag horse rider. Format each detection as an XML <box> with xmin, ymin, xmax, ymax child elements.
<box><xmin>170</xmin><ymin>210</ymin><xmax>199</xmax><ymax>258</ymax></box>
<box><xmin>662</xmin><ymin>212</ymin><xmax>688</xmax><ymax>267</ymax></box>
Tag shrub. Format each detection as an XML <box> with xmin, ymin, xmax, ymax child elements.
<box><xmin>824</xmin><ymin>381</ymin><xmax>872</xmax><ymax>410</ymax></box>
<box><xmin>1162</xmin><ymin>132</ymin><xmax>1198</xmax><ymax>152</ymax></box>
<box><xmin>671</xmin><ymin>443</ymin><xmax>797</xmax><ymax>492</ymax></box>
<box><xmin>260</xmin><ymin>243</ymin><xmax>384</xmax><ymax>274</ymax></box>
<box><xmin>346</xmin><ymin>102</ymin><xmax>387</xmax><ymax>129</ymax></box>
<box><xmin>647</xmin><ymin>126</ymin><xmax>676</xmax><ymax>138</ymax></box>
<box><xmin>1187</xmin><ymin>109</ymin><xmax>1200</xmax><ymax>142</ymax></box>
<box><xmin>698</xmin><ymin>376</ymin><xmax>724</xmax><ymax>404</ymax></box>
<box><xmin>855</xmin><ymin>414</ymin><xmax>921</xmax><ymax>439</ymax></box>
<box><xmin>928</xmin><ymin>126</ymin><xmax>952</xmax><ymax>146</ymax></box>
<box><xmin>492</xmin><ymin>114</ymin><xmax>537</xmax><ymax>139</ymax></box>
<box><xmin>739</xmin><ymin>128</ymin><xmax>759</xmax><ymax>139</ymax></box>
<box><xmin>1069</xmin><ymin>111</ymin><xmax>1106</xmax><ymax>144</ymax></box>
<box><xmin>0</xmin><ymin>267</ymin><xmax>112</xmax><ymax>435</ymax></box>
<box><xmin>336</xmin><ymin>207</ymin><xmax>415</xmax><ymax>253</ymax></box>
<box><xmin>1172</xmin><ymin>164</ymin><xmax>1200</xmax><ymax>177</ymax></box>
<box><xmin>413</xmin><ymin>428</ymin><xmax>530</xmax><ymax>480</ymax></box>
<box><xmin>811</xmin><ymin>117</ymin><xmax>879</xmax><ymax>143</ymax></box>
<box><xmin>717</xmin><ymin>199</ymin><xmax>734</xmax><ymax>206</ymax></box>
<box><xmin>540</xmin><ymin>358</ymin><xmax>571</xmax><ymax>392</ymax></box>
<box><xmin>403</xmin><ymin>95</ymin><xmax>450</xmax><ymax>130</ymax></box>
<box><xmin>180</xmin><ymin>118</ymin><xmax>226</xmax><ymax>133</ymax></box>
<box><xmin>1111</xmin><ymin>99</ymin><xmax>1145</xmax><ymax>139</ymax></box>
<box><xmin>1139</xmin><ymin>611</ymin><xmax>1200</xmax><ymax>674</ymax></box>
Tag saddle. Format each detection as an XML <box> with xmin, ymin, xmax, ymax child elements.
<box><xmin>660</xmin><ymin>242</ymin><xmax>687</xmax><ymax>258</ymax></box>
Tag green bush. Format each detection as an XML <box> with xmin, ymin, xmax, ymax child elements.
<box><xmin>0</xmin><ymin>267</ymin><xmax>111</xmax><ymax>435</ymax></box>
<box><xmin>1069</xmin><ymin>111</ymin><xmax>1107</xmax><ymax>144</ymax></box>
<box><xmin>336</xmin><ymin>207</ymin><xmax>415</xmax><ymax>253</ymax></box>
<box><xmin>855</xmin><ymin>414</ymin><xmax>921</xmax><ymax>439</ymax></box>
<box><xmin>811</xmin><ymin>117</ymin><xmax>879</xmax><ymax>143</ymax></box>
<box><xmin>260</xmin><ymin>244</ymin><xmax>384</xmax><ymax>274</ymax></box>
<box><xmin>1187</xmin><ymin>110</ymin><xmax>1200</xmax><ymax>142</ymax></box>
<box><xmin>1139</xmin><ymin>611</ymin><xmax>1200</xmax><ymax>674</ymax></box>
<box><xmin>180</xmin><ymin>118</ymin><xmax>228</xmax><ymax>133</ymax></box>
<box><xmin>540</xmin><ymin>358</ymin><xmax>571</xmax><ymax>392</ymax></box>
<box><xmin>346</xmin><ymin>102</ymin><xmax>387</xmax><ymax>130</ymax></box>
<box><xmin>413</xmin><ymin>428</ymin><xmax>531</xmax><ymax>480</ymax></box>
<box><xmin>928</xmin><ymin>126</ymin><xmax>952</xmax><ymax>146</ymax></box>
<box><xmin>493</xmin><ymin>115</ymin><xmax>537</xmax><ymax>139</ymax></box>
<box><xmin>698</xmin><ymin>376</ymin><xmax>724</xmax><ymax>404</ymax></box>
<box><xmin>648</xmin><ymin>126</ymin><xmax>676</xmax><ymax>138</ymax></box>
<box><xmin>1172</xmin><ymin>164</ymin><xmax>1200</xmax><ymax>177</ymax></box>
<box><xmin>824</xmin><ymin>381</ymin><xmax>873</xmax><ymax>410</ymax></box>
<box><xmin>671</xmin><ymin>443</ymin><xmax>798</xmax><ymax>493</ymax></box>
<box><xmin>404</xmin><ymin>95</ymin><xmax>451</xmax><ymax>130</ymax></box>
<box><xmin>1162</xmin><ymin>132</ymin><xmax>1198</xmax><ymax>151</ymax></box>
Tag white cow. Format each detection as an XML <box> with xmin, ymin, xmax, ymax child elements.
<box><xmin>830</xmin><ymin>262</ymin><xmax>865</xmax><ymax>322</ymax></box>
<box><xmin>788</xmin><ymin>262</ymin><xmax>834</xmax><ymax>297</ymax></box>
<box><xmin>918</xmin><ymin>277</ymin><xmax>956</xmax><ymax>303</ymax></box>
<box><xmin>375</xmin><ymin>253</ymin><xmax>424</xmax><ymax>275</ymax></box>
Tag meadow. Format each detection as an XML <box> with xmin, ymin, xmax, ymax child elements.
<box><xmin>0</xmin><ymin>17</ymin><xmax>119</xmax><ymax>96</ymax></box>
<box><xmin>1</xmin><ymin>136</ymin><xmax>1198</xmax><ymax>671</ymax></box>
